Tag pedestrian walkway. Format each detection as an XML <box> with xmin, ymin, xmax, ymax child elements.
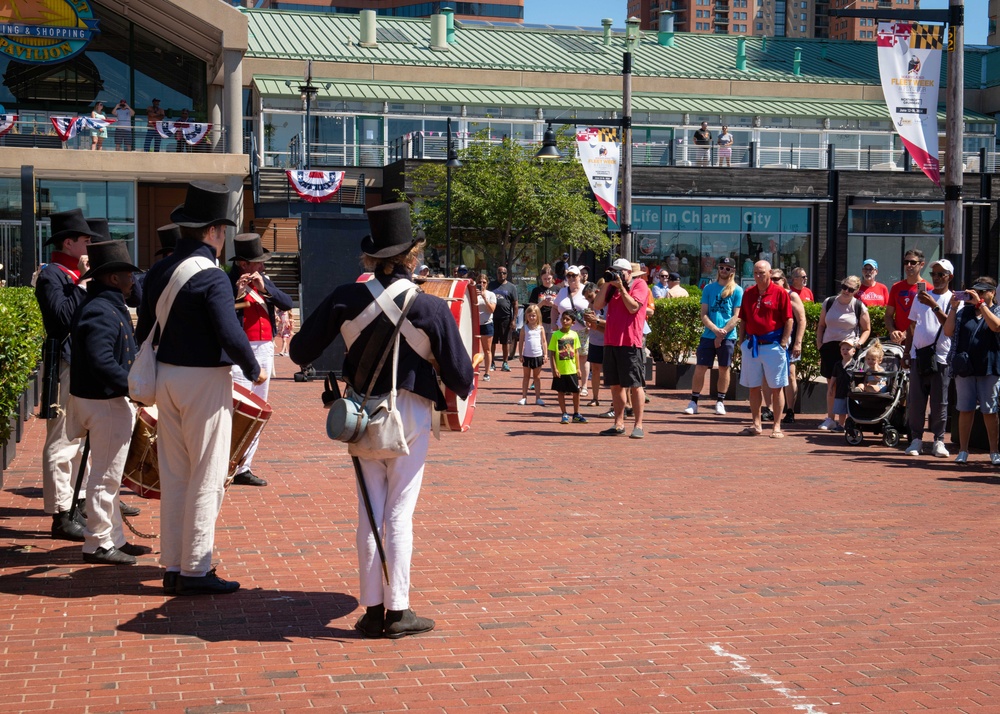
<box><xmin>1</xmin><ymin>357</ymin><xmax>998</xmax><ymax>712</ymax></box>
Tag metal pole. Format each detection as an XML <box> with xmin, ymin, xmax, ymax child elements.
<box><xmin>446</xmin><ymin>117</ymin><xmax>453</xmax><ymax>276</ymax></box>
<box><xmin>944</xmin><ymin>0</ymin><xmax>965</xmax><ymax>287</ymax></box>
<box><xmin>621</xmin><ymin>50</ymin><xmax>633</xmax><ymax>262</ymax></box>
<box><xmin>304</xmin><ymin>90</ymin><xmax>312</xmax><ymax>170</ymax></box>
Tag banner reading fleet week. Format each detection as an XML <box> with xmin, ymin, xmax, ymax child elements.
<box><xmin>877</xmin><ymin>22</ymin><xmax>944</xmax><ymax>186</ymax></box>
<box><xmin>576</xmin><ymin>128</ymin><xmax>621</xmax><ymax>225</ymax></box>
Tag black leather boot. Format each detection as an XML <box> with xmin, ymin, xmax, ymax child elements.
<box><xmin>384</xmin><ymin>609</ymin><xmax>435</xmax><ymax>639</ymax></box>
<box><xmin>52</xmin><ymin>512</ymin><xmax>85</xmax><ymax>541</ymax></box>
<box><xmin>354</xmin><ymin>604</ymin><xmax>385</xmax><ymax>639</ymax></box>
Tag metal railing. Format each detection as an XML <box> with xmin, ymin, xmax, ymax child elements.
<box><xmin>273</xmin><ymin>137</ymin><xmax>386</xmax><ymax>169</ymax></box>
<box><xmin>0</xmin><ymin>119</ymin><xmax>227</xmax><ymax>153</ymax></box>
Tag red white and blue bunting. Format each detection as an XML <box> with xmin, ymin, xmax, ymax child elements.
<box><xmin>155</xmin><ymin>121</ymin><xmax>212</xmax><ymax>145</ymax></box>
<box><xmin>50</xmin><ymin>115</ymin><xmax>115</xmax><ymax>141</ymax></box>
<box><xmin>0</xmin><ymin>115</ymin><xmax>16</xmax><ymax>137</ymax></box>
<box><xmin>286</xmin><ymin>170</ymin><xmax>345</xmax><ymax>203</ymax></box>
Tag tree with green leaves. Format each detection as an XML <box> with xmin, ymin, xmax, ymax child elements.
<box><xmin>400</xmin><ymin>128</ymin><xmax>614</xmax><ymax>273</ymax></box>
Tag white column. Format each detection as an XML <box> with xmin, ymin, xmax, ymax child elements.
<box><xmin>223</xmin><ymin>48</ymin><xmax>243</xmax><ymax>155</ymax></box>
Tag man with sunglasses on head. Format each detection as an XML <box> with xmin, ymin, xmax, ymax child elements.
<box><xmin>789</xmin><ymin>268</ymin><xmax>813</xmax><ymax>302</ymax></box>
<box><xmin>885</xmin><ymin>249</ymin><xmax>928</xmax><ymax>345</ymax></box>
<box><xmin>857</xmin><ymin>258</ymin><xmax>889</xmax><ymax>307</ymax></box>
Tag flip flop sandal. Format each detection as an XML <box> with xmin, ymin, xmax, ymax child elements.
<box><xmin>769</xmin><ymin>431</ymin><xmax>786</xmax><ymax>439</ymax></box>
<box><xmin>739</xmin><ymin>426</ymin><xmax>763</xmax><ymax>436</ymax></box>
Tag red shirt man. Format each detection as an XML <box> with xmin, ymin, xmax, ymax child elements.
<box><xmin>885</xmin><ymin>250</ymin><xmax>928</xmax><ymax>343</ymax></box>
<box><xmin>789</xmin><ymin>268</ymin><xmax>813</xmax><ymax>302</ymax></box>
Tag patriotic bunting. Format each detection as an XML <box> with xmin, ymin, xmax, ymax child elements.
<box><xmin>50</xmin><ymin>115</ymin><xmax>116</xmax><ymax>141</ymax></box>
<box><xmin>286</xmin><ymin>170</ymin><xmax>345</xmax><ymax>203</ymax></box>
<box><xmin>155</xmin><ymin>121</ymin><xmax>212</xmax><ymax>145</ymax></box>
<box><xmin>0</xmin><ymin>115</ymin><xmax>16</xmax><ymax>137</ymax></box>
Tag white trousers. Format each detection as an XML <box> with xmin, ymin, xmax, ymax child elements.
<box><xmin>231</xmin><ymin>340</ymin><xmax>272</xmax><ymax>475</ymax></box>
<box><xmin>67</xmin><ymin>396</ymin><xmax>134</xmax><ymax>553</ymax></box>
<box><xmin>355</xmin><ymin>390</ymin><xmax>433</xmax><ymax>611</ymax></box>
<box><xmin>42</xmin><ymin>361</ymin><xmax>88</xmax><ymax>514</ymax></box>
<box><xmin>156</xmin><ymin>364</ymin><xmax>233</xmax><ymax>577</ymax></box>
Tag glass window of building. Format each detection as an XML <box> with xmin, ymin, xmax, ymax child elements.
<box><xmin>847</xmin><ymin>208</ymin><xmax>944</xmax><ymax>285</ymax></box>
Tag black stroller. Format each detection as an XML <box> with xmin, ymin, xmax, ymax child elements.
<box><xmin>844</xmin><ymin>340</ymin><xmax>909</xmax><ymax>447</ymax></box>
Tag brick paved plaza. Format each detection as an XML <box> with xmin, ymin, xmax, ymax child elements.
<box><xmin>1</xmin><ymin>357</ymin><xmax>999</xmax><ymax>712</ymax></box>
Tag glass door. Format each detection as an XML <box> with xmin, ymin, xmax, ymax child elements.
<box><xmin>356</xmin><ymin>116</ymin><xmax>383</xmax><ymax>167</ymax></box>
<box><xmin>0</xmin><ymin>221</ymin><xmax>21</xmax><ymax>286</ymax></box>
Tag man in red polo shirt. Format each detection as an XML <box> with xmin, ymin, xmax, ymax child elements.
<box><xmin>885</xmin><ymin>249</ymin><xmax>928</xmax><ymax>344</ymax></box>
<box><xmin>229</xmin><ymin>233</ymin><xmax>294</xmax><ymax>487</ymax></box>
<box><xmin>738</xmin><ymin>260</ymin><xmax>793</xmax><ymax>438</ymax></box>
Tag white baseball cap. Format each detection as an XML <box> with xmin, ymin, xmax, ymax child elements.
<box><xmin>931</xmin><ymin>258</ymin><xmax>954</xmax><ymax>274</ymax></box>
<box><xmin>612</xmin><ymin>258</ymin><xmax>631</xmax><ymax>271</ymax></box>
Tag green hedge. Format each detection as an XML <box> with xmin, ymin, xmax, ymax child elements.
<box><xmin>648</xmin><ymin>296</ymin><xmax>888</xmax><ymax>384</ymax></box>
<box><xmin>0</xmin><ymin>288</ymin><xmax>44</xmax><ymax>444</ymax></box>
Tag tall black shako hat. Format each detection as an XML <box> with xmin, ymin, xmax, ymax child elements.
<box><xmin>47</xmin><ymin>208</ymin><xmax>103</xmax><ymax>245</ymax></box>
<box><xmin>361</xmin><ymin>203</ymin><xmax>418</xmax><ymax>259</ymax></box>
<box><xmin>170</xmin><ymin>181</ymin><xmax>237</xmax><ymax>228</ymax></box>
<box><xmin>79</xmin><ymin>240</ymin><xmax>141</xmax><ymax>281</ymax></box>
<box><xmin>155</xmin><ymin>224</ymin><xmax>180</xmax><ymax>256</ymax></box>
<box><xmin>231</xmin><ymin>233</ymin><xmax>272</xmax><ymax>262</ymax></box>
<box><xmin>86</xmin><ymin>218</ymin><xmax>110</xmax><ymax>241</ymax></box>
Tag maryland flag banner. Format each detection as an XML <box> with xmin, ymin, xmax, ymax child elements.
<box><xmin>50</xmin><ymin>115</ymin><xmax>115</xmax><ymax>141</ymax></box>
<box><xmin>0</xmin><ymin>114</ymin><xmax>16</xmax><ymax>136</ymax></box>
<box><xmin>286</xmin><ymin>170</ymin><xmax>345</xmax><ymax>203</ymax></box>
<box><xmin>576</xmin><ymin>127</ymin><xmax>621</xmax><ymax>225</ymax></box>
<box><xmin>877</xmin><ymin>22</ymin><xmax>944</xmax><ymax>185</ymax></box>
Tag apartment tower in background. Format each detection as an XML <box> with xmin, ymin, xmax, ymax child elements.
<box><xmin>627</xmin><ymin>0</ymin><xmax>919</xmax><ymax>40</ymax></box>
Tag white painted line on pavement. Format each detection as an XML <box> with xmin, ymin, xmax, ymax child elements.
<box><xmin>709</xmin><ymin>643</ymin><xmax>829</xmax><ymax>714</ymax></box>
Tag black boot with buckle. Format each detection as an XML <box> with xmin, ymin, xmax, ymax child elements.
<box><xmin>384</xmin><ymin>609</ymin><xmax>435</xmax><ymax>639</ymax></box>
<box><xmin>354</xmin><ymin>604</ymin><xmax>385</xmax><ymax>639</ymax></box>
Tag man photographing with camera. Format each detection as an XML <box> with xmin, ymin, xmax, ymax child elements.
<box><xmin>593</xmin><ymin>258</ymin><xmax>650</xmax><ymax>439</ymax></box>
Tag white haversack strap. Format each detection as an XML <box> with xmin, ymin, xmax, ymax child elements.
<box><xmin>341</xmin><ymin>278</ymin><xmax>412</xmax><ymax>349</ymax></box>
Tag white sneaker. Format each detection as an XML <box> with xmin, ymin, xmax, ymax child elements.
<box><xmin>955</xmin><ymin>451</ymin><xmax>969</xmax><ymax>464</ymax></box>
<box><xmin>817</xmin><ymin>418</ymin><xmax>835</xmax><ymax>431</ymax></box>
<box><xmin>991</xmin><ymin>452</ymin><xmax>1000</xmax><ymax>466</ymax></box>
<box><xmin>715</xmin><ymin>402</ymin><xmax>726</xmax><ymax>415</ymax></box>
<box><xmin>904</xmin><ymin>439</ymin><xmax>923</xmax><ymax>456</ymax></box>
<box><xmin>932</xmin><ymin>440</ymin><xmax>949</xmax><ymax>458</ymax></box>
<box><xmin>535</xmin><ymin>398</ymin><xmax>545</xmax><ymax>407</ymax></box>
<box><xmin>517</xmin><ymin>398</ymin><xmax>527</xmax><ymax>406</ymax></box>
<box><xmin>683</xmin><ymin>401</ymin><xmax>699</xmax><ymax>415</ymax></box>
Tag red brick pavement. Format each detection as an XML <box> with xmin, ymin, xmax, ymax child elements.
<box><xmin>1</xmin><ymin>357</ymin><xmax>999</xmax><ymax>712</ymax></box>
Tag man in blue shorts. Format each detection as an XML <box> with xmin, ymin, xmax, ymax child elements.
<box><xmin>738</xmin><ymin>260</ymin><xmax>792</xmax><ymax>438</ymax></box>
<box><xmin>684</xmin><ymin>257</ymin><xmax>743</xmax><ymax>415</ymax></box>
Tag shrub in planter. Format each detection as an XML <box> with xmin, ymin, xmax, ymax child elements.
<box><xmin>647</xmin><ymin>296</ymin><xmax>702</xmax><ymax>364</ymax></box>
<box><xmin>0</xmin><ymin>288</ymin><xmax>45</xmax><ymax>445</ymax></box>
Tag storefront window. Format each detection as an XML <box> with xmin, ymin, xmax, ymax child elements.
<box><xmin>631</xmin><ymin>204</ymin><xmax>813</xmax><ymax>289</ymax></box>
<box><xmin>37</xmin><ymin>180</ymin><xmax>135</xmax><ymax>261</ymax></box>
<box><xmin>847</xmin><ymin>208</ymin><xmax>944</xmax><ymax>285</ymax></box>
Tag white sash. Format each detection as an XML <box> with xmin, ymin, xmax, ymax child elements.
<box><xmin>341</xmin><ymin>278</ymin><xmax>433</xmax><ymax>362</ymax></box>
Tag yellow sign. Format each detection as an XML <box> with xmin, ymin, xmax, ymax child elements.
<box><xmin>0</xmin><ymin>0</ymin><xmax>99</xmax><ymax>65</ymax></box>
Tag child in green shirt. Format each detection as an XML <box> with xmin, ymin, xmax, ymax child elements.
<box><xmin>548</xmin><ymin>310</ymin><xmax>587</xmax><ymax>424</ymax></box>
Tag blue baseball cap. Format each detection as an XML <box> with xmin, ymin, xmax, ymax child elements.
<box><xmin>863</xmin><ymin>258</ymin><xmax>878</xmax><ymax>269</ymax></box>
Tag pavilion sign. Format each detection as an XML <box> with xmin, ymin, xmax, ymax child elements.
<box><xmin>0</xmin><ymin>0</ymin><xmax>100</xmax><ymax>65</ymax></box>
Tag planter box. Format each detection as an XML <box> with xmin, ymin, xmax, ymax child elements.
<box><xmin>655</xmin><ymin>362</ymin><xmax>695</xmax><ymax>390</ymax></box>
<box><xmin>794</xmin><ymin>380</ymin><xmax>829</xmax><ymax>415</ymax></box>
<box><xmin>15</xmin><ymin>392</ymin><xmax>24</xmax><ymax>443</ymax></box>
<box><xmin>3</xmin><ymin>415</ymin><xmax>15</xmax><ymax>469</ymax></box>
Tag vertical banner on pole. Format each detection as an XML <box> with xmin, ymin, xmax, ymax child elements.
<box><xmin>877</xmin><ymin>22</ymin><xmax>945</xmax><ymax>185</ymax></box>
<box><xmin>576</xmin><ymin>128</ymin><xmax>621</xmax><ymax>225</ymax></box>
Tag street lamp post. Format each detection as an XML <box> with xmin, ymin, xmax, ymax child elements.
<box><xmin>298</xmin><ymin>60</ymin><xmax>318</xmax><ymax>169</ymax></box>
<box><xmin>445</xmin><ymin>117</ymin><xmax>462</xmax><ymax>276</ymax></box>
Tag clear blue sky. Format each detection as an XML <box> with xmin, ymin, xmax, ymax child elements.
<box><xmin>524</xmin><ymin>0</ymin><xmax>990</xmax><ymax>45</ymax></box>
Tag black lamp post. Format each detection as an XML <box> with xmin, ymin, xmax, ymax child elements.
<box><xmin>298</xmin><ymin>60</ymin><xmax>318</xmax><ymax>169</ymax></box>
<box><xmin>445</xmin><ymin>116</ymin><xmax>462</xmax><ymax>276</ymax></box>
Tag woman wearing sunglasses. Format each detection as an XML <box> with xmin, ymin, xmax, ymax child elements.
<box><xmin>816</xmin><ymin>275</ymin><xmax>871</xmax><ymax>431</ymax></box>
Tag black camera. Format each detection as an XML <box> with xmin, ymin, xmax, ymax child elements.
<box><xmin>603</xmin><ymin>267</ymin><xmax>630</xmax><ymax>288</ymax></box>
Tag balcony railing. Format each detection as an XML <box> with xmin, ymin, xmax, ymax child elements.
<box><xmin>0</xmin><ymin>119</ymin><xmax>227</xmax><ymax>153</ymax></box>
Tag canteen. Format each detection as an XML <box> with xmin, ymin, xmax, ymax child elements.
<box><xmin>326</xmin><ymin>397</ymin><xmax>369</xmax><ymax>443</ymax></box>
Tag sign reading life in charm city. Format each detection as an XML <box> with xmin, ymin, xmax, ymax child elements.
<box><xmin>0</xmin><ymin>0</ymin><xmax>100</xmax><ymax>65</ymax></box>
<box><xmin>877</xmin><ymin>22</ymin><xmax>944</xmax><ymax>186</ymax></box>
<box><xmin>577</xmin><ymin>127</ymin><xmax>621</xmax><ymax>225</ymax></box>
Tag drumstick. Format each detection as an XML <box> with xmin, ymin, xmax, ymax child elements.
<box><xmin>472</xmin><ymin>353</ymin><xmax>484</xmax><ymax>370</ymax></box>
<box><xmin>234</xmin><ymin>301</ymin><xmax>250</xmax><ymax>310</ymax></box>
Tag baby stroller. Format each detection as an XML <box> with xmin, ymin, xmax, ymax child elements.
<box><xmin>844</xmin><ymin>340</ymin><xmax>909</xmax><ymax>447</ymax></box>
